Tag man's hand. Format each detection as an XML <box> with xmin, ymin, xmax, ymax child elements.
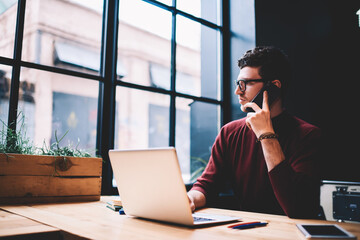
<box><xmin>243</xmin><ymin>91</ymin><xmax>275</xmax><ymax>138</ymax></box>
<box><xmin>244</xmin><ymin>90</ymin><xmax>285</xmax><ymax>171</ymax></box>
<box><xmin>188</xmin><ymin>195</ymin><xmax>196</xmax><ymax>212</ymax></box>
<box><xmin>187</xmin><ymin>190</ymin><xmax>206</xmax><ymax>212</ymax></box>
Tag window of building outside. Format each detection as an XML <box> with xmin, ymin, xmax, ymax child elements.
<box><xmin>0</xmin><ymin>65</ymin><xmax>11</xmax><ymax>128</ymax></box>
<box><xmin>0</xmin><ymin>0</ymin><xmax>223</xmax><ymax>188</ymax></box>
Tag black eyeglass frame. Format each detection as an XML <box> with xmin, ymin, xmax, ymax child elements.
<box><xmin>235</xmin><ymin>79</ymin><xmax>270</xmax><ymax>92</ymax></box>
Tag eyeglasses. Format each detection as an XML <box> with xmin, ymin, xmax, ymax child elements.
<box><xmin>235</xmin><ymin>79</ymin><xmax>268</xmax><ymax>92</ymax></box>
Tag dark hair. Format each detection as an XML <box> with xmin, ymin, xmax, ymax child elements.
<box><xmin>238</xmin><ymin>46</ymin><xmax>291</xmax><ymax>98</ymax></box>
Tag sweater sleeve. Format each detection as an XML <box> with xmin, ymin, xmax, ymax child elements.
<box><xmin>268</xmin><ymin>127</ymin><xmax>322</xmax><ymax>218</ymax></box>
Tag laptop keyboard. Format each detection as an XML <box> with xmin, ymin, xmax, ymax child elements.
<box><xmin>193</xmin><ymin>216</ymin><xmax>214</xmax><ymax>222</ymax></box>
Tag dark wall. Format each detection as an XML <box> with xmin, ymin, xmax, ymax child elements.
<box><xmin>255</xmin><ymin>0</ymin><xmax>360</xmax><ymax>181</ymax></box>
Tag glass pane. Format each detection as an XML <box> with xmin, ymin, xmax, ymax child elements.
<box><xmin>118</xmin><ymin>0</ymin><xmax>172</xmax><ymax>88</ymax></box>
<box><xmin>19</xmin><ymin>67</ymin><xmax>99</xmax><ymax>155</ymax></box>
<box><xmin>176</xmin><ymin>97</ymin><xmax>220</xmax><ymax>184</ymax></box>
<box><xmin>176</xmin><ymin>15</ymin><xmax>220</xmax><ymax>99</ymax></box>
<box><xmin>114</xmin><ymin>86</ymin><xmax>170</xmax><ymax>149</ymax></box>
<box><xmin>177</xmin><ymin>0</ymin><xmax>220</xmax><ymax>24</ymax></box>
<box><xmin>0</xmin><ymin>64</ymin><xmax>12</xmax><ymax>125</ymax></box>
<box><xmin>156</xmin><ymin>0</ymin><xmax>172</xmax><ymax>6</ymax></box>
<box><xmin>0</xmin><ymin>0</ymin><xmax>18</xmax><ymax>58</ymax></box>
<box><xmin>22</xmin><ymin>0</ymin><xmax>103</xmax><ymax>75</ymax></box>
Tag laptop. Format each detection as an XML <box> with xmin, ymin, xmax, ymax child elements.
<box><xmin>108</xmin><ymin>147</ymin><xmax>241</xmax><ymax>226</ymax></box>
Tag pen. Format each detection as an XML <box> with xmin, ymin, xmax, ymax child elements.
<box><xmin>232</xmin><ymin>222</ymin><xmax>268</xmax><ymax>230</ymax></box>
<box><xmin>227</xmin><ymin>221</ymin><xmax>261</xmax><ymax>228</ymax></box>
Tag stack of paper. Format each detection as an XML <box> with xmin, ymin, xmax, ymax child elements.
<box><xmin>106</xmin><ymin>197</ymin><xmax>123</xmax><ymax>211</ymax></box>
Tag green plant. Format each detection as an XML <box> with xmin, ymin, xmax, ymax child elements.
<box><xmin>39</xmin><ymin>130</ymin><xmax>92</xmax><ymax>158</ymax></box>
<box><xmin>0</xmin><ymin>113</ymin><xmax>36</xmax><ymax>155</ymax></box>
<box><xmin>0</xmin><ymin>113</ymin><xmax>93</xmax><ymax>157</ymax></box>
<box><xmin>190</xmin><ymin>156</ymin><xmax>208</xmax><ymax>182</ymax></box>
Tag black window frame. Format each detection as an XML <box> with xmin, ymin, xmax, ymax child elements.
<box><xmin>0</xmin><ymin>0</ymin><xmax>231</xmax><ymax>195</ymax></box>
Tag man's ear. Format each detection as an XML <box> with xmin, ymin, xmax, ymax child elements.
<box><xmin>272</xmin><ymin>80</ymin><xmax>281</xmax><ymax>88</ymax></box>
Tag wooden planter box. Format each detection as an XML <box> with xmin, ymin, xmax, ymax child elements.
<box><xmin>0</xmin><ymin>153</ymin><xmax>102</xmax><ymax>204</ymax></box>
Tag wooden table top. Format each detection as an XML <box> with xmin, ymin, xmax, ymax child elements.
<box><xmin>1</xmin><ymin>196</ymin><xmax>359</xmax><ymax>240</ymax></box>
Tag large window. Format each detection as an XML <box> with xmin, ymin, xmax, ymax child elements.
<box><xmin>0</xmin><ymin>0</ymin><xmax>228</xmax><ymax>193</ymax></box>
<box><xmin>114</xmin><ymin>0</ymin><xmax>222</xmax><ymax>184</ymax></box>
<box><xmin>0</xmin><ymin>0</ymin><xmax>103</xmax><ymax>155</ymax></box>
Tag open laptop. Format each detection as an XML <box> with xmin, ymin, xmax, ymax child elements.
<box><xmin>108</xmin><ymin>147</ymin><xmax>241</xmax><ymax>226</ymax></box>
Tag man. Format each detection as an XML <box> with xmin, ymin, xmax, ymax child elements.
<box><xmin>188</xmin><ymin>46</ymin><xmax>321</xmax><ymax>219</ymax></box>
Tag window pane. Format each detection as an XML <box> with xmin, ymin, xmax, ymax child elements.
<box><xmin>118</xmin><ymin>0</ymin><xmax>172</xmax><ymax>88</ymax></box>
<box><xmin>176</xmin><ymin>15</ymin><xmax>220</xmax><ymax>99</ymax></box>
<box><xmin>156</xmin><ymin>0</ymin><xmax>172</xmax><ymax>6</ymax></box>
<box><xmin>176</xmin><ymin>97</ymin><xmax>220</xmax><ymax>184</ymax></box>
<box><xmin>0</xmin><ymin>0</ymin><xmax>17</xmax><ymax>58</ymax></box>
<box><xmin>19</xmin><ymin>67</ymin><xmax>99</xmax><ymax>154</ymax></box>
<box><xmin>177</xmin><ymin>0</ymin><xmax>220</xmax><ymax>24</ymax></box>
<box><xmin>0</xmin><ymin>64</ymin><xmax>12</xmax><ymax>125</ymax></box>
<box><xmin>114</xmin><ymin>87</ymin><xmax>170</xmax><ymax>149</ymax></box>
<box><xmin>22</xmin><ymin>0</ymin><xmax>103</xmax><ymax>75</ymax></box>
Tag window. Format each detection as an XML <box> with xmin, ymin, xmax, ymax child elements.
<box><xmin>0</xmin><ymin>0</ymin><xmax>103</xmax><ymax>156</ymax></box>
<box><xmin>0</xmin><ymin>0</ymin><xmax>229</xmax><ymax>193</ymax></box>
<box><xmin>114</xmin><ymin>0</ymin><xmax>223</xmax><ymax>185</ymax></box>
<box><xmin>22</xmin><ymin>0</ymin><xmax>103</xmax><ymax>71</ymax></box>
<box><xmin>0</xmin><ymin>0</ymin><xmax>17</xmax><ymax>58</ymax></box>
<box><xmin>21</xmin><ymin>67</ymin><xmax>99</xmax><ymax>151</ymax></box>
<box><xmin>0</xmin><ymin>65</ymin><xmax>12</xmax><ymax>125</ymax></box>
<box><xmin>114</xmin><ymin>87</ymin><xmax>170</xmax><ymax>150</ymax></box>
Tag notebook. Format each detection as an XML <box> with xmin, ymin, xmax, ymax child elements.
<box><xmin>108</xmin><ymin>147</ymin><xmax>241</xmax><ymax>226</ymax></box>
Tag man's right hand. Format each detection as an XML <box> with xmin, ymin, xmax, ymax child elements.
<box><xmin>187</xmin><ymin>190</ymin><xmax>206</xmax><ymax>212</ymax></box>
<box><xmin>188</xmin><ymin>195</ymin><xmax>196</xmax><ymax>212</ymax></box>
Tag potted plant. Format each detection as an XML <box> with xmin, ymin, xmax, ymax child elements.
<box><xmin>0</xmin><ymin>114</ymin><xmax>102</xmax><ymax>204</ymax></box>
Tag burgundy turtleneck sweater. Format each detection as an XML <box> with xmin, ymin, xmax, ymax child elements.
<box><xmin>191</xmin><ymin>111</ymin><xmax>321</xmax><ymax>218</ymax></box>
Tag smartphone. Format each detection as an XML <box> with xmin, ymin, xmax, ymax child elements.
<box><xmin>245</xmin><ymin>81</ymin><xmax>281</xmax><ymax>112</ymax></box>
<box><xmin>296</xmin><ymin>224</ymin><xmax>357</xmax><ymax>239</ymax></box>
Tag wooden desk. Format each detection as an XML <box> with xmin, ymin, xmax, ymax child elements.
<box><xmin>0</xmin><ymin>209</ymin><xmax>63</xmax><ymax>239</ymax></box>
<box><xmin>1</xmin><ymin>196</ymin><xmax>359</xmax><ymax>240</ymax></box>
